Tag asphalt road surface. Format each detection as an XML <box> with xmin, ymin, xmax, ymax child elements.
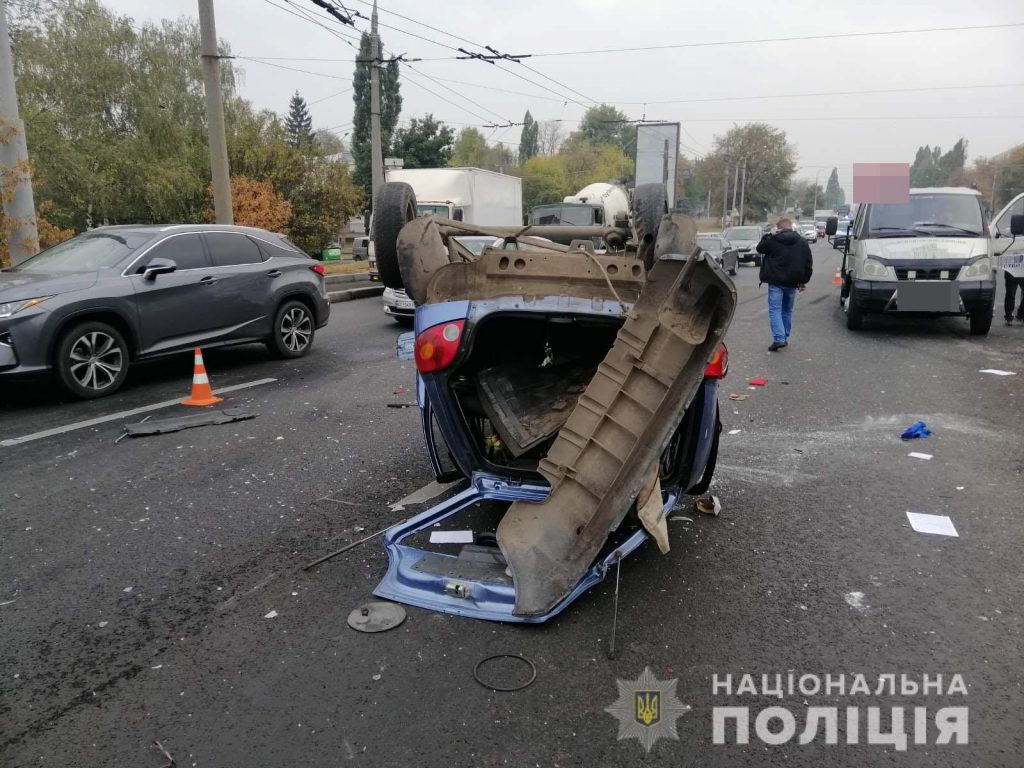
<box><xmin>2</xmin><ymin>242</ymin><xmax>1021</xmax><ymax>766</ymax></box>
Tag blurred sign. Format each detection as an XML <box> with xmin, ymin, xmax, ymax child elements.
<box><xmin>853</xmin><ymin>163</ymin><xmax>909</xmax><ymax>204</ymax></box>
<box><xmin>635</xmin><ymin>123</ymin><xmax>680</xmax><ymax>209</ymax></box>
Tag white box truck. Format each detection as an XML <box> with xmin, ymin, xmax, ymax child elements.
<box><xmin>370</xmin><ymin>167</ymin><xmax>522</xmax><ymax>321</ymax></box>
<box><xmin>384</xmin><ymin>167</ymin><xmax>522</xmax><ymax>226</ymax></box>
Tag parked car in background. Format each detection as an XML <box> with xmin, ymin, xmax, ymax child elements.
<box><xmin>815</xmin><ymin>220</ymin><xmax>827</xmax><ymax>238</ymax></box>
<box><xmin>722</xmin><ymin>225</ymin><xmax>765</xmax><ymax>266</ymax></box>
<box><xmin>352</xmin><ymin>236</ymin><xmax>370</xmax><ymax>261</ymax></box>
<box><xmin>0</xmin><ymin>224</ymin><xmax>329</xmax><ymax>398</ymax></box>
<box><xmin>799</xmin><ymin>221</ymin><xmax>818</xmax><ymax>243</ymax></box>
<box><xmin>830</xmin><ymin>220</ymin><xmax>851</xmax><ymax>250</ymax></box>
<box><xmin>697</xmin><ymin>232</ymin><xmax>739</xmax><ymax>275</ymax></box>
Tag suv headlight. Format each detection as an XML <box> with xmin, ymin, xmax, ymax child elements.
<box><xmin>0</xmin><ymin>296</ymin><xmax>49</xmax><ymax>318</ymax></box>
<box><xmin>959</xmin><ymin>257</ymin><xmax>992</xmax><ymax>279</ymax></box>
<box><xmin>861</xmin><ymin>257</ymin><xmax>890</xmax><ymax>279</ymax></box>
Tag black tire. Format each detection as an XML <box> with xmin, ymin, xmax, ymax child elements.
<box><xmin>267</xmin><ymin>299</ymin><xmax>315</xmax><ymax>358</ymax></box>
<box><xmin>969</xmin><ymin>302</ymin><xmax>993</xmax><ymax>336</ymax></box>
<box><xmin>846</xmin><ymin>286</ymin><xmax>865</xmax><ymax>330</ymax></box>
<box><xmin>55</xmin><ymin>320</ymin><xmax>130</xmax><ymax>399</ymax></box>
<box><xmin>372</xmin><ymin>182</ymin><xmax>417</xmax><ymax>291</ymax></box>
<box><xmin>632</xmin><ymin>183</ymin><xmax>667</xmax><ymax>271</ymax></box>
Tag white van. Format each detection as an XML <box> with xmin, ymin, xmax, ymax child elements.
<box><xmin>992</xmin><ymin>191</ymin><xmax>1024</xmax><ymax>319</ymax></box>
<box><xmin>831</xmin><ymin>187</ymin><xmax>995</xmax><ymax>335</ymax></box>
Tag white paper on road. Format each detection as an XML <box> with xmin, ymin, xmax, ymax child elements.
<box><xmin>906</xmin><ymin>512</ymin><xmax>958</xmax><ymax>537</ymax></box>
<box><xmin>429</xmin><ymin>530</ymin><xmax>474</xmax><ymax>544</ymax></box>
<box><xmin>727</xmin><ymin>429</ymin><xmax>742</xmax><ymax>435</ymax></box>
<box><xmin>979</xmin><ymin>369</ymin><xmax>1016</xmax><ymax>376</ymax></box>
<box><xmin>907</xmin><ymin>452</ymin><xmax>933</xmax><ymax>460</ymax></box>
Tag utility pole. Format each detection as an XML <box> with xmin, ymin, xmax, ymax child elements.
<box><xmin>198</xmin><ymin>0</ymin><xmax>232</xmax><ymax>224</ymax></box>
<box><xmin>369</xmin><ymin>1</ymin><xmax>384</xmax><ymax>205</ymax></box>
<box><xmin>721</xmin><ymin>164</ymin><xmax>729</xmax><ymax>227</ymax></box>
<box><xmin>811</xmin><ymin>170</ymin><xmax>821</xmax><ymax>220</ymax></box>
<box><xmin>730</xmin><ymin>162</ymin><xmax>740</xmax><ymax>223</ymax></box>
<box><xmin>738</xmin><ymin>158</ymin><xmax>747</xmax><ymax>224</ymax></box>
<box><xmin>0</xmin><ymin>0</ymin><xmax>38</xmax><ymax>265</ymax></box>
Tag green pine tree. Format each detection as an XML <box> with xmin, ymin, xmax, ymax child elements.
<box><xmin>284</xmin><ymin>91</ymin><xmax>313</xmax><ymax>147</ymax></box>
<box><xmin>351</xmin><ymin>32</ymin><xmax>402</xmax><ymax>200</ymax></box>
<box><xmin>518</xmin><ymin>110</ymin><xmax>539</xmax><ymax>164</ymax></box>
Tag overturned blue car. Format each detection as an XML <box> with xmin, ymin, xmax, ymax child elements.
<box><xmin>370</xmin><ymin>182</ymin><xmax>737</xmax><ymax>623</ymax></box>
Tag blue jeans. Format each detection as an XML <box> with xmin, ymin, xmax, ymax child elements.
<box><xmin>768</xmin><ymin>285</ymin><xmax>797</xmax><ymax>343</ymax></box>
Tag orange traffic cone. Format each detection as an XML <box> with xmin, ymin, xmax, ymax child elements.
<box><xmin>832</xmin><ymin>269</ymin><xmax>842</xmax><ymax>286</ymax></box>
<box><xmin>181</xmin><ymin>348</ymin><xmax>223</xmax><ymax>407</ymax></box>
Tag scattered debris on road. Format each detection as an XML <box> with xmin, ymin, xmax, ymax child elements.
<box><xmin>906</xmin><ymin>512</ymin><xmax>959</xmax><ymax>537</ymax></box>
<box><xmin>120</xmin><ymin>408</ymin><xmax>255</xmax><ymax>439</ymax></box>
<box><xmin>728</xmin><ymin>393</ymin><xmax>748</xmax><ymax>401</ymax></box>
<box><xmin>473</xmin><ymin>654</ymin><xmax>537</xmax><ymax>692</ymax></box>
<box><xmin>347</xmin><ymin>602</ymin><xmax>407</xmax><ymax>633</ymax></box>
<box><xmin>695</xmin><ymin>495</ymin><xmax>722</xmax><ymax>517</ymax></box>
<box><xmin>978</xmin><ymin>368</ymin><xmax>1016</xmax><ymax>376</ymax></box>
<box><xmin>748</xmin><ymin>378</ymin><xmax>768</xmax><ymax>386</ymax></box>
<box><xmin>152</xmin><ymin>740</ymin><xmax>175</xmax><ymax>768</ymax></box>
<box><xmin>908</xmin><ymin>452</ymin><xmax>933</xmax><ymax>460</ymax></box>
<box><xmin>900</xmin><ymin>421</ymin><xmax>932</xmax><ymax>440</ymax></box>
<box><xmin>263</xmin><ymin>610</ymin><xmax>278</xmax><ymax>619</ymax></box>
<box><xmin>303</xmin><ymin>525</ymin><xmax>393</xmax><ymax>570</ymax></box>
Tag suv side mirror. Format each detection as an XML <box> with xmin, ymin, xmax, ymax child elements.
<box><xmin>825</xmin><ymin>216</ymin><xmax>838</xmax><ymax>236</ymax></box>
<box><xmin>1011</xmin><ymin>214</ymin><xmax>1024</xmax><ymax>236</ymax></box>
<box><xmin>142</xmin><ymin>257</ymin><xmax>177</xmax><ymax>281</ymax></box>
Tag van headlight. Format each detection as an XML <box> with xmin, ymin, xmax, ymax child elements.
<box><xmin>0</xmin><ymin>296</ymin><xmax>50</xmax><ymax>317</ymax></box>
<box><xmin>959</xmin><ymin>257</ymin><xmax>992</xmax><ymax>280</ymax></box>
<box><xmin>861</xmin><ymin>257</ymin><xmax>890</xmax><ymax>279</ymax></box>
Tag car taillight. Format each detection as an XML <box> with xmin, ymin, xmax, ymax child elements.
<box><xmin>309</xmin><ymin>264</ymin><xmax>325</xmax><ymax>276</ymax></box>
<box><xmin>415</xmin><ymin>320</ymin><xmax>465</xmax><ymax>373</ymax></box>
<box><xmin>704</xmin><ymin>343</ymin><xmax>728</xmax><ymax>379</ymax></box>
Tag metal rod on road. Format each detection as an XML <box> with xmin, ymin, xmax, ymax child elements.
<box><xmin>303</xmin><ymin>525</ymin><xmax>391</xmax><ymax>570</ymax></box>
<box><xmin>0</xmin><ymin>0</ymin><xmax>39</xmax><ymax>266</ymax></box>
<box><xmin>198</xmin><ymin>0</ymin><xmax>233</xmax><ymax>224</ymax></box>
<box><xmin>607</xmin><ymin>553</ymin><xmax>622</xmax><ymax>660</ymax></box>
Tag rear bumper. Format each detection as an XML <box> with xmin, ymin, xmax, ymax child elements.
<box><xmin>851</xmin><ymin>279</ymin><xmax>995</xmax><ymax>314</ymax></box>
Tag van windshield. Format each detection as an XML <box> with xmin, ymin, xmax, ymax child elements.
<box><xmin>530</xmin><ymin>205</ymin><xmax>597</xmax><ymax>226</ymax></box>
<box><xmin>417</xmin><ymin>204</ymin><xmax>450</xmax><ymax>217</ymax></box>
<box><xmin>867</xmin><ymin>194</ymin><xmax>984</xmax><ymax>237</ymax></box>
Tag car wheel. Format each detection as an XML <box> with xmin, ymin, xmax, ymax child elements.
<box><xmin>969</xmin><ymin>301</ymin><xmax>993</xmax><ymax>336</ymax></box>
<box><xmin>268</xmin><ymin>300</ymin><xmax>315</xmax><ymax>358</ymax></box>
<box><xmin>55</xmin><ymin>321</ymin><xmax>130</xmax><ymax>399</ymax></box>
<box><xmin>846</xmin><ymin>285</ymin><xmax>865</xmax><ymax>330</ymax></box>
<box><xmin>632</xmin><ymin>182</ymin><xmax>667</xmax><ymax>271</ymax></box>
<box><xmin>372</xmin><ymin>181</ymin><xmax>417</xmax><ymax>291</ymax></box>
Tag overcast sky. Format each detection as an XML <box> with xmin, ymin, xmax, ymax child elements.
<box><xmin>105</xmin><ymin>0</ymin><xmax>1024</xmax><ymax>196</ymax></box>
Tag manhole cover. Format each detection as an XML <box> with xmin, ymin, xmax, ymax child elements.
<box><xmin>347</xmin><ymin>601</ymin><xmax>407</xmax><ymax>633</ymax></box>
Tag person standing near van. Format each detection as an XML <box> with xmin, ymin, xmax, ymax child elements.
<box><xmin>756</xmin><ymin>217</ymin><xmax>814</xmax><ymax>351</ymax></box>
<box><xmin>1001</xmin><ymin>251</ymin><xmax>1024</xmax><ymax>325</ymax></box>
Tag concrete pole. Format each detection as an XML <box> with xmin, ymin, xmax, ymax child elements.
<box><xmin>730</xmin><ymin>162</ymin><xmax>740</xmax><ymax>223</ymax></box>
<box><xmin>369</xmin><ymin>1</ymin><xmax>384</xmax><ymax>205</ymax></box>
<box><xmin>721</xmin><ymin>165</ymin><xmax>729</xmax><ymax>227</ymax></box>
<box><xmin>0</xmin><ymin>0</ymin><xmax>38</xmax><ymax>265</ymax></box>
<box><xmin>738</xmin><ymin>158</ymin><xmax>747</xmax><ymax>224</ymax></box>
<box><xmin>811</xmin><ymin>171</ymin><xmax>821</xmax><ymax>219</ymax></box>
<box><xmin>198</xmin><ymin>0</ymin><xmax>232</xmax><ymax>224</ymax></box>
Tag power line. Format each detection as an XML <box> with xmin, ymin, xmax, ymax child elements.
<box><xmin>397</xmin><ymin>65</ymin><xmax>502</xmax><ymax>125</ymax></box>
<box><xmin>308</xmin><ymin>88</ymin><xmax>352</xmax><ymax>105</ymax></box>
<box><xmin>414</xmin><ymin>21</ymin><xmax>1024</xmax><ymax>60</ymax></box>
<box><xmin>236</xmin><ymin>56</ymin><xmax>351</xmax><ymax>81</ymax></box>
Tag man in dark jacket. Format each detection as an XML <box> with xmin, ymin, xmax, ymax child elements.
<box><xmin>756</xmin><ymin>218</ymin><xmax>814</xmax><ymax>351</ymax></box>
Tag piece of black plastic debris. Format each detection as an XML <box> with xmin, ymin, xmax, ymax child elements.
<box><xmin>347</xmin><ymin>601</ymin><xmax>406</xmax><ymax>633</ymax></box>
<box><xmin>123</xmin><ymin>408</ymin><xmax>255</xmax><ymax>437</ymax></box>
<box><xmin>386</xmin><ymin>402</ymin><xmax>417</xmax><ymax>409</ymax></box>
<box><xmin>473</xmin><ymin>654</ymin><xmax>537</xmax><ymax>692</ymax></box>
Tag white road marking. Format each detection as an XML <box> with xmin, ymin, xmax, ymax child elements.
<box><xmin>1</xmin><ymin>378</ymin><xmax>277</xmax><ymax>447</ymax></box>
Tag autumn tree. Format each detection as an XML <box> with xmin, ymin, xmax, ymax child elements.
<box><xmin>521</xmin><ymin>155</ymin><xmax>571</xmax><ymax>210</ymax></box>
<box><xmin>204</xmin><ymin>176</ymin><xmax>291</xmax><ymax>232</ymax></box>
<box><xmin>449</xmin><ymin>127</ymin><xmax>489</xmax><ymax>168</ymax></box>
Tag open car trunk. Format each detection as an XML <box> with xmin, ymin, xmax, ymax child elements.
<box><xmin>448</xmin><ymin>313</ymin><xmax>622</xmax><ymax>471</ymax></box>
